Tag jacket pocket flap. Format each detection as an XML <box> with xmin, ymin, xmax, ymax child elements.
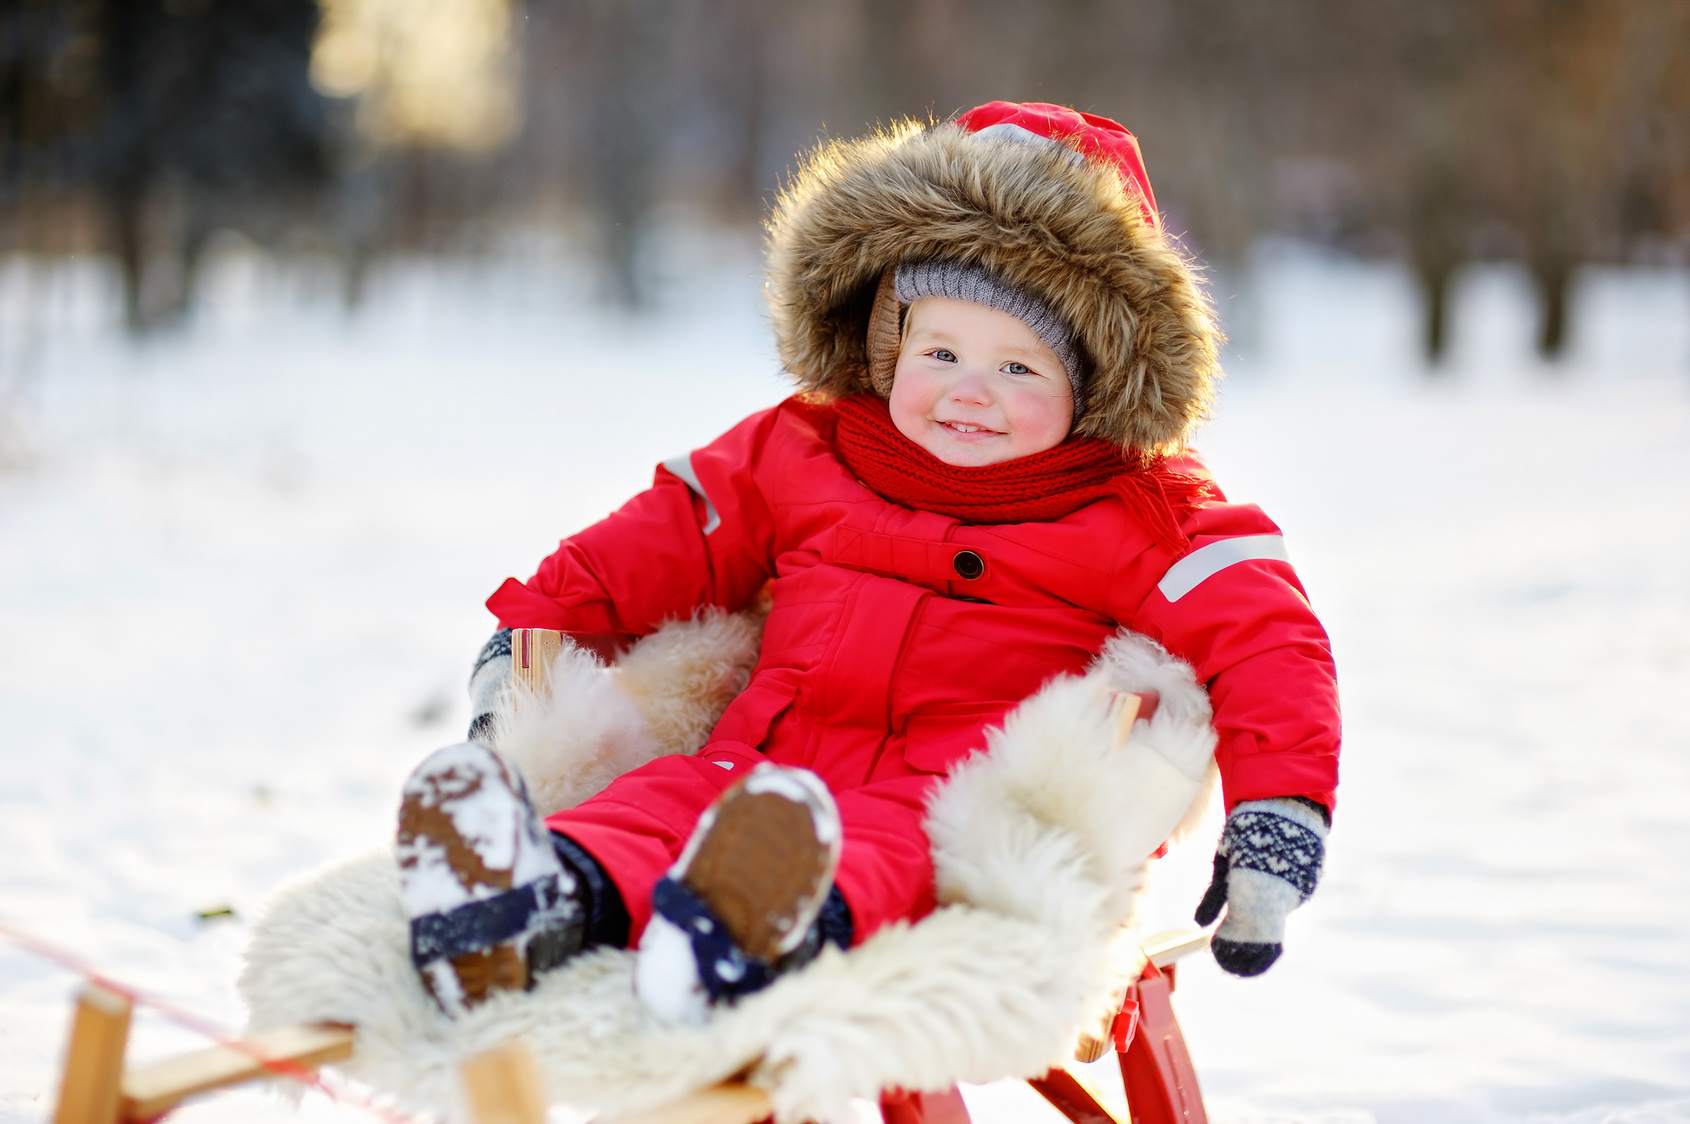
<box><xmin>708</xmin><ymin>679</ymin><xmax>798</xmax><ymax>750</ymax></box>
<box><xmin>900</xmin><ymin>705</ymin><xmax>1011</xmax><ymax>775</ymax></box>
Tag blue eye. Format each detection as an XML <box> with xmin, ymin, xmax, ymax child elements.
<box><xmin>932</xmin><ymin>349</ymin><xmax>958</xmax><ymax>363</ymax></box>
<box><xmin>1003</xmin><ymin>362</ymin><xmax>1031</xmax><ymax>375</ymax></box>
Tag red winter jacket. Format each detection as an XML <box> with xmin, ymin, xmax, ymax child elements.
<box><xmin>488</xmin><ymin>399</ymin><xmax>1340</xmax><ymax>821</ymax></box>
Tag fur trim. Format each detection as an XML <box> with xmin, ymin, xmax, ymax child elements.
<box><xmin>612</xmin><ymin>607</ymin><xmax>765</xmax><ymax>759</ymax></box>
<box><xmin>766</xmin><ymin>121</ymin><xmax>1222</xmax><ymax>456</ymax></box>
<box><xmin>926</xmin><ymin>631</ymin><xmax>1218</xmax><ymax>1029</ymax></box>
<box><xmin>241</xmin><ymin>622</ymin><xmax>1216</xmax><ymax>1123</ymax></box>
<box><xmin>491</xmin><ymin>609</ymin><xmax>763</xmax><ymax>817</ymax></box>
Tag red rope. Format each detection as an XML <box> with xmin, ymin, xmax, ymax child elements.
<box><xmin>0</xmin><ymin>919</ymin><xmax>423</xmax><ymax>1124</ymax></box>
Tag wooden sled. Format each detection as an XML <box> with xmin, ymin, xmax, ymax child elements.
<box><xmin>50</xmin><ymin>982</ymin><xmax>354</xmax><ymax>1124</ymax></box>
<box><xmin>51</xmin><ymin>926</ymin><xmax>1208</xmax><ymax>1124</ymax></box>
<box><xmin>55</xmin><ymin>625</ymin><xmax>1219</xmax><ymax>1123</ymax></box>
<box><xmin>49</xmin><ymin>982</ymin><xmax>548</xmax><ymax>1124</ymax></box>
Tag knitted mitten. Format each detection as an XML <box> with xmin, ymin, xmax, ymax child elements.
<box><xmin>1194</xmin><ymin>797</ymin><xmax>1328</xmax><ymax>976</ymax></box>
<box><xmin>467</xmin><ymin>628</ymin><xmax>512</xmax><ymax>744</ymax></box>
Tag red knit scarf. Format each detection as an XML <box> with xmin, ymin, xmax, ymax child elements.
<box><xmin>830</xmin><ymin>394</ymin><xmax>1215</xmax><ymax>552</ymax></box>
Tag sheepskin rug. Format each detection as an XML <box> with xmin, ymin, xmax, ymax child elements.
<box><xmin>240</xmin><ymin>613</ymin><xmax>1218</xmax><ymax>1123</ymax></box>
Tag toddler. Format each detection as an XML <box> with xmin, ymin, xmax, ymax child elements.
<box><xmin>396</xmin><ymin>102</ymin><xmax>1340</xmax><ymax>1023</ymax></box>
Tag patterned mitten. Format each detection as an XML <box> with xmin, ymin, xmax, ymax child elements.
<box><xmin>1194</xmin><ymin>797</ymin><xmax>1328</xmax><ymax>976</ymax></box>
<box><xmin>467</xmin><ymin>628</ymin><xmax>512</xmax><ymax>744</ymax></box>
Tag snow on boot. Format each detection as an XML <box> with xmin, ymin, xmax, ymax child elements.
<box><xmin>635</xmin><ymin>764</ymin><xmax>841</xmax><ymax>1025</ymax></box>
<box><xmin>397</xmin><ymin>742</ymin><xmax>584</xmax><ymax>1014</ymax></box>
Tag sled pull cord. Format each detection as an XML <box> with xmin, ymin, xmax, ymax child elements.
<box><xmin>0</xmin><ymin>920</ymin><xmax>394</xmax><ymax>1124</ymax></box>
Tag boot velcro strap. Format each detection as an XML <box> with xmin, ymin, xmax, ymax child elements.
<box><xmin>410</xmin><ymin>873</ymin><xmax>568</xmax><ymax>965</ymax></box>
<box><xmin>651</xmin><ymin>877</ymin><xmax>776</xmax><ymax>1003</ymax></box>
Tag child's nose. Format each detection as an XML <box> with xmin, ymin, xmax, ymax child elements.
<box><xmin>949</xmin><ymin>368</ymin><xmax>992</xmax><ymax>403</ymax></box>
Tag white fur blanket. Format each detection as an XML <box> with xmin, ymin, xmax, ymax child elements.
<box><xmin>240</xmin><ymin>615</ymin><xmax>1217</xmax><ymax>1123</ymax></box>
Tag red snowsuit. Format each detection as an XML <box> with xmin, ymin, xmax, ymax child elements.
<box><xmin>486</xmin><ymin>399</ymin><xmax>1340</xmax><ymax>944</ymax></box>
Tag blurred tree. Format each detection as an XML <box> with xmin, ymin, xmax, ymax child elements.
<box><xmin>584</xmin><ymin>0</ymin><xmax>669</xmax><ymax>306</ymax></box>
<box><xmin>1401</xmin><ymin>0</ymin><xmax>1477</xmax><ymax>364</ymax></box>
<box><xmin>716</xmin><ymin>0</ymin><xmax>773</xmax><ymax>220</ymax></box>
<box><xmin>857</xmin><ymin>0</ymin><xmax>917</xmax><ymax>126</ymax></box>
<box><xmin>93</xmin><ymin>0</ymin><xmax>331</xmax><ymax>329</ymax></box>
<box><xmin>1515</xmin><ymin>0</ymin><xmax>1615</xmax><ymax>359</ymax></box>
<box><xmin>0</xmin><ymin>0</ymin><xmax>104</xmax><ymax>252</ymax></box>
<box><xmin>7</xmin><ymin>0</ymin><xmax>1690</xmax><ymax>348</ymax></box>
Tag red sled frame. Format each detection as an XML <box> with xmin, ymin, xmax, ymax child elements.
<box><xmin>879</xmin><ymin>929</ymin><xmax>1210</xmax><ymax>1124</ymax></box>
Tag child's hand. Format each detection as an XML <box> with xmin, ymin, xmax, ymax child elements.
<box><xmin>467</xmin><ymin>628</ymin><xmax>513</xmax><ymax>743</ymax></box>
<box><xmin>1193</xmin><ymin>797</ymin><xmax>1328</xmax><ymax>976</ymax></box>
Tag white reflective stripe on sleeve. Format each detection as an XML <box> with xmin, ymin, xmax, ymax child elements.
<box><xmin>661</xmin><ymin>453</ymin><xmax>721</xmax><ymax>534</ymax></box>
<box><xmin>1157</xmin><ymin>534</ymin><xmax>1291</xmax><ymax>603</ymax></box>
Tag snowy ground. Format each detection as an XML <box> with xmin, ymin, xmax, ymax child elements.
<box><xmin>2</xmin><ymin>236</ymin><xmax>1688</xmax><ymax>1124</ymax></box>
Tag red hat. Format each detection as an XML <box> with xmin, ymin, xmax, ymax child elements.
<box><xmin>955</xmin><ymin>101</ymin><xmax>1159</xmax><ymax>229</ymax></box>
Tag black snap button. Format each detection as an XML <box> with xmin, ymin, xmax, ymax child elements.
<box><xmin>952</xmin><ymin>549</ymin><xmax>985</xmax><ymax>580</ymax></box>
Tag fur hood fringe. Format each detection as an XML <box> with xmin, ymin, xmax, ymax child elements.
<box><xmin>240</xmin><ymin>614</ymin><xmax>1218</xmax><ymax>1123</ymax></box>
<box><xmin>766</xmin><ymin>120</ymin><xmax>1223</xmax><ymax>457</ymax></box>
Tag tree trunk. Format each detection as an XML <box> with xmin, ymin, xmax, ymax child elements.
<box><xmin>1408</xmin><ymin>159</ymin><xmax>1462</xmax><ymax>367</ymax></box>
<box><xmin>1533</xmin><ymin>256</ymin><xmax>1572</xmax><ymax>359</ymax></box>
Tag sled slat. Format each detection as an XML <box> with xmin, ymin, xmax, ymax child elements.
<box><xmin>461</xmin><ymin>1041</ymin><xmax>547</xmax><ymax>1124</ymax></box>
<box><xmin>117</xmin><ymin>1023</ymin><xmax>353</xmax><ymax>1121</ymax></box>
<box><xmin>54</xmin><ymin>984</ymin><xmax>133</xmax><ymax>1124</ymax></box>
<box><xmin>1141</xmin><ymin>929</ymin><xmax>1210</xmax><ymax>968</ymax></box>
<box><xmin>512</xmin><ymin>629</ymin><xmax>564</xmax><ymax>692</ymax></box>
<box><xmin>607</xmin><ymin>1083</ymin><xmax>773</xmax><ymax>1124</ymax></box>
<box><xmin>1106</xmin><ymin>692</ymin><xmax>1141</xmax><ymax>747</ymax></box>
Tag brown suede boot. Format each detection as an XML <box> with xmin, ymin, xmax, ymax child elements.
<box><xmin>397</xmin><ymin>743</ymin><xmax>584</xmax><ymax>1014</ymax></box>
<box><xmin>635</xmin><ymin>765</ymin><xmax>842</xmax><ymax>1023</ymax></box>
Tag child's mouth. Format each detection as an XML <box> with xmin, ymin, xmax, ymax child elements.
<box><xmin>939</xmin><ymin>420</ymin><xmax>1001</xmax><ymax>438</ymax></box>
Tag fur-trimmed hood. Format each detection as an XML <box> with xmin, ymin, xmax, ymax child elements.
<box><xmin>765</xmin><ymin>115</ymin><xmax>1223</xmax><ymax>456</ymax></box>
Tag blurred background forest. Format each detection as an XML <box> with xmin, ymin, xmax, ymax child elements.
<box><xmin>4</xmin><ymin>8</ymin><xmax>1690</xmax><ymax>1119</ymax></box>
<box><xmin>3</xmin><ymin>0</ymin><xmax>1688</xmax><ymax>358</ymax></box>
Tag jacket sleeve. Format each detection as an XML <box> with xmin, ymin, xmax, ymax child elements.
<box><xmin>484</xmin><ymin>407</ymin><xmax>783</xmax><ymax>654</ymax></box>
<box><xmin>1126</xmin><ymin>500</ymin><xmax>1342</xmax><ymax>814</ymax></box>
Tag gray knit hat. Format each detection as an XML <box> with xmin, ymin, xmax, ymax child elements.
<box><xmin>894</xmin><ymin>259</ymin><xmax>1086</xmax><ymax>405</ymax></box>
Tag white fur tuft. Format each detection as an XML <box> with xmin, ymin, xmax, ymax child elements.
<box><xmin>492</xmin><ymin>609</ymin><xmax>763</xmax><ymax>817</ymax></box>
<box><xmin>491</xmin><ymin>641</ymin><xmax>656</xmax><ymax>818</ymax></box>
<box><xmin>614</xmin><ymin>607</ymin><xmax>764</xmax><ymax>756</ymax></box>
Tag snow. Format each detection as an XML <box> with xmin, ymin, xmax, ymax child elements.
<box><xmin>2</xmin><ymin>237</ymin><xmax>1688</xmax><ymax>1123</ymax></box>
<box><xmin>632</xmin><ymin>914</ymin><xmax>711</xmax><ymax>1028</ymax></box>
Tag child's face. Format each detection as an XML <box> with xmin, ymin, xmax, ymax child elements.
<box><xmin>889</xmin><ymin>298</ymin><xmax>1075</xmax><ymax>467</ymax></box>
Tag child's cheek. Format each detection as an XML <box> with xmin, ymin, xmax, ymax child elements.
<box><xmin>887</xmin><ymin>365</ymin><xmax>936</xmax><ymax>444</ymax></box>
<box><xmin>1009</xmin><ymin>384</ymin><xmax>1073</xmax><ymax>454</ymax></box>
